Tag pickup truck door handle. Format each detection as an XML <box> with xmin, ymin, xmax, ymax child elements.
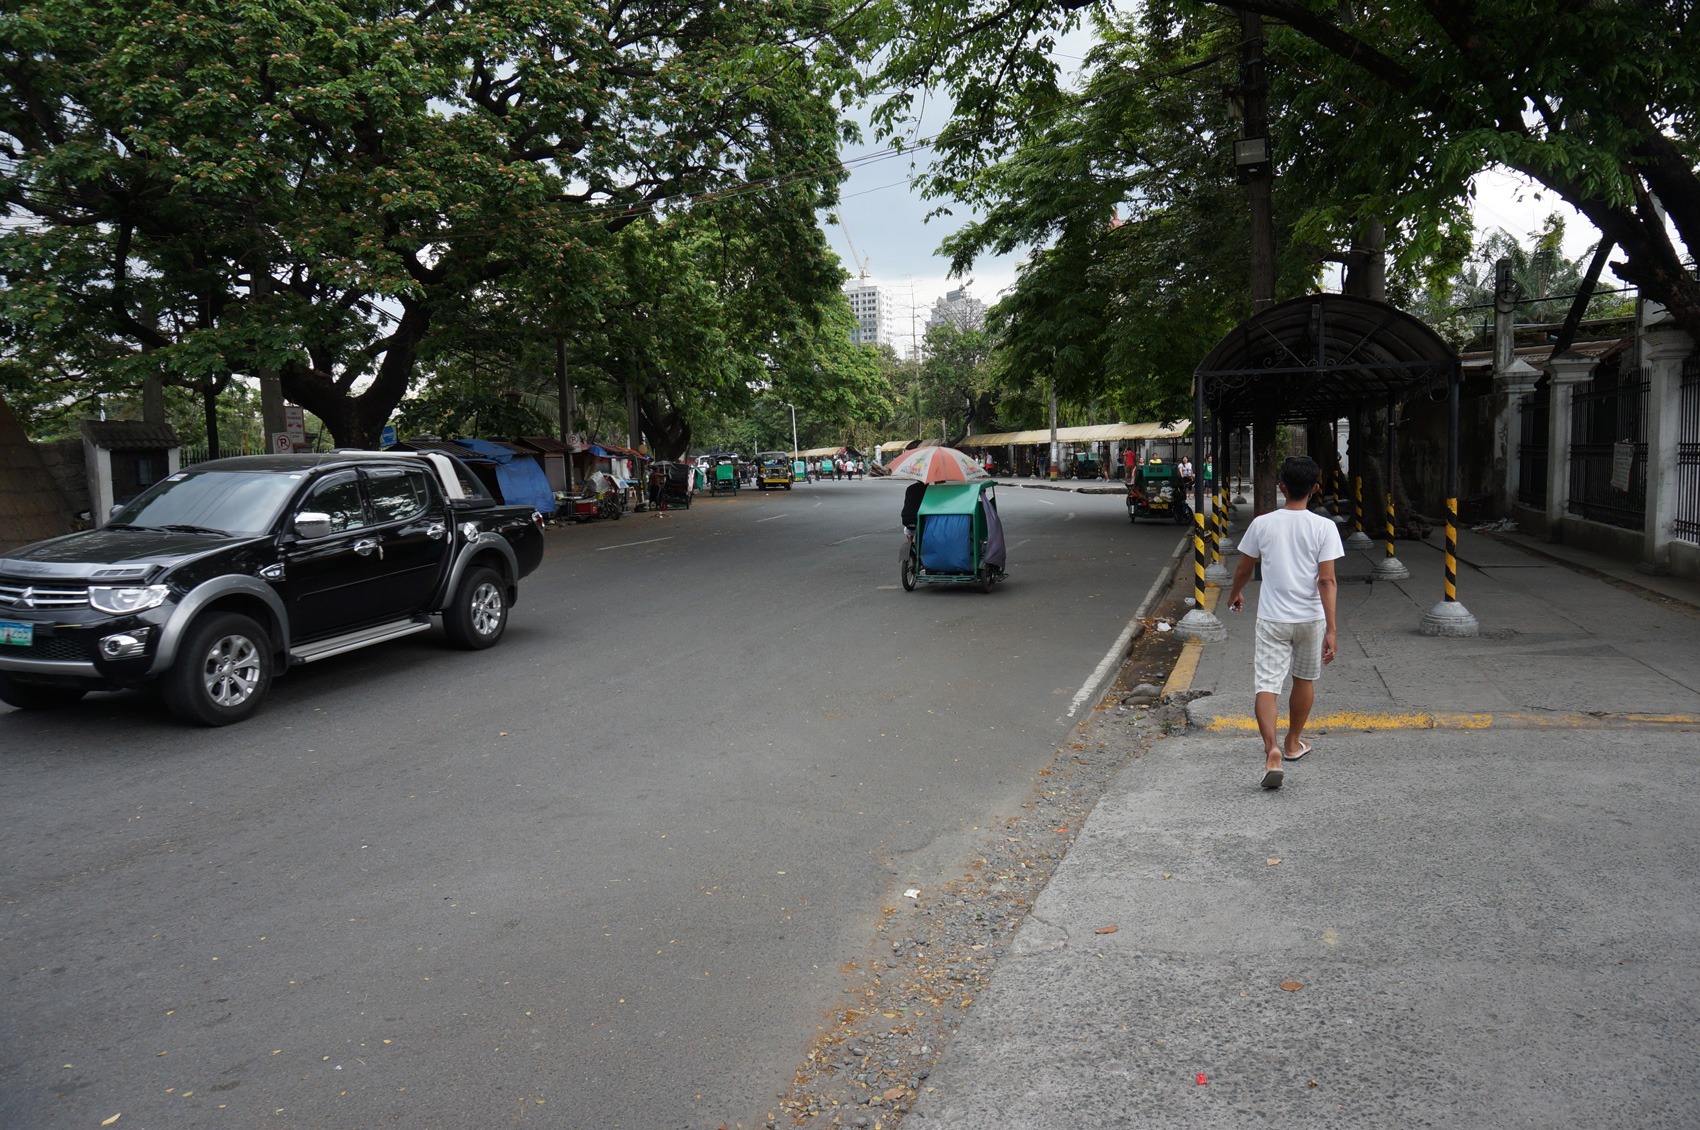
<box><xmin>353</xmin><ymin>537</ymin><xmax>382</xmax><ymax>559</ymax></box>
<box><xmin>425</xmin><ymin>522</ymin><xmax>447</xmax><ymax>540</ymax></box>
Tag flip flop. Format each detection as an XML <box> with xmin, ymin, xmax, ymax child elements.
<box><xmin>1260</xmin><ymin>766</ymin><xmax>1284</xmax><ymax>789</ymax></box>
<box><xmin>1283</xmin><ymin>741</ymin><xmax>1312</xmax><ymax>763</ymax></box>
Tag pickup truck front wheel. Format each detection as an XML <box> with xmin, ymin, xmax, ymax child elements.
<box><xmin>443</xmin><ymin>566</ymin><xmax>508</xmax><ymax>650</ymax></box>
<box><xmin>161</xmin><ymin>612</ymin><xmax>273</xmax><ymax>726</ymax></box>
<box><xmin>0</xmin><ymin>673</ymin><xmax>87</xmax><ymax>711</ymax></box>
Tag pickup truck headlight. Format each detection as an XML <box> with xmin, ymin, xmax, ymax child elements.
<box><xmin>88</xmin><ymin>584</ymin><xmax>170</xmax><ymax>615</ymax></box>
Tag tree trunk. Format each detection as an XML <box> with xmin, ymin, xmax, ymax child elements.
<box><xmin>1342</xmin><ymin>217</ymin><xmax>1386</xmax><ymax>300</ymax></box>
<box><xmin>635</xmin><ymin>387</ymin><xmax>691</xmax><ymax>459</ymax></box>
<box><xmin>279</xmin><ymin>299</ymin><xmax>432</xmax><ymax>448</ymax></box>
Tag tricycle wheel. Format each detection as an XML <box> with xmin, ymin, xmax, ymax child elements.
<box><xmin>900</xmin><ymin>551</ymin><xmax>917</xmax><ymax>592</ymax></box>
<box><xmin>978</xmin><ymin>565</ymin><xmax>995</xmax><ymax>593</ymax></box>
<box><xmin>1173</xmin><ymin>502</ymin><xmax>1192</xmax><ymax>524</ymax></box>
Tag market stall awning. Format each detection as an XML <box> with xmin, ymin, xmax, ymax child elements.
<box><xmin>957</xmin><ymin>420</ymin><xmax>1191</xmax><ymax>447</ymax></box>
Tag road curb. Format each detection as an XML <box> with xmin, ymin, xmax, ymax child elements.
<box><xmin>994</xmin><ymin>479</ymin><xmax>1125</xmax><ymax>496</ymax></box>
<box><xmin>1192</xmin><ymin>709</ymin><xmax>1700</xmax><ymax>733</ymax></box>
<box><xmin>1160</xmin><ymin>586</ymin><xmax>1220</xmax><ymax>699</ymax></box>
<box><xmin>1062</xmin><ymin>532</ymin><xmax>1194</xmax><ymax>723</ymax></box>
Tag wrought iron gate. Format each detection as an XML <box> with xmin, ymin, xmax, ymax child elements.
<box><xmin>1567</xmin><ymin>364</ymin><xmax>1648</xmax><ymax>531</ymax></box>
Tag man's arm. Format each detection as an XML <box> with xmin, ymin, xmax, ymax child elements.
<box><xmin>1317</xmin><ymin>557</ymin><xmax>1338</xmax><ymax>664</ymax></box>
<box><xmin>1227</xmin><ymin>553</ymin><xmax>1259</xmax><ymax>613</ymax></box>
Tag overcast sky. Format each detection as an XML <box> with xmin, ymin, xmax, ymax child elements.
<box><xmin>819</xmin><ymin>40</ymin><xmax>1613</xmax><ymax>353</ymax></box>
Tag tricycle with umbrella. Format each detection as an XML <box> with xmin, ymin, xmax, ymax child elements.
<box><xmin>889</xmin><ymin>446</ymin><xmax>1008</xmax><ymax>593</ymax></box>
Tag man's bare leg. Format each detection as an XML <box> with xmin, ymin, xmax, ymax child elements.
<box><xmin>1285</xmin><ymin>677</ymin><xmax>1315</xmax><ymax>756</ymax></box>
<box><xmin>1255</xmin><ymin>690</ymin><xmax>1282</xmax><ymax>771</ymax></box>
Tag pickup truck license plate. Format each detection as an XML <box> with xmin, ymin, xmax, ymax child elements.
<box><xmin>0</xmin><ymin>620</ymin><xmax>33</xmax><ymax>646</ymax></box>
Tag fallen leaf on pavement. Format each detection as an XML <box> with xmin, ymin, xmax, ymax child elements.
<box><xmin>1280</xmin><ymin>980</ymin><xmax>1304</xmax><ymax>992</ymax></box>
<box><xmin>1266</xmin><ymin>858</ymin><xmax>1281</xmax><ymax>865</ymax></box>
<box><xmin>101</xmin><ymin>1117</ymin><xmax>120</xmax><ymax>1127</ymax></box>
<box><xmin>1094</xmin><ymin>925</ymin><xmax>1118</xmax><ymax>935</ymax></box>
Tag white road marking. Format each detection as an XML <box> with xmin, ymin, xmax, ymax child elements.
<box><xmin>756</xmin><ymin>513</ymin><xmax>789</xmax><ymax>523</ymax></box>
<box><xmin>1061</xmin><ymin>545</ymin><xmax>1187</xmax><ymax>722</ymax></box>
<box><xmin>597</xmin><ymin>536</ymin><xmax>674</xmax><ymax>551</ymax></box>
<box><xmin>1035</xmin><ymin>498</ymin><xmax>1056</xmax><ymax>506</ymax></box>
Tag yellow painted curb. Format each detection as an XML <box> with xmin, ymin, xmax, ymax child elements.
<box><xmin>1159</xmin><ymin>588</ymin><xmax>1219</xmax><ymax>699</ymax></box>
<box><xmin>1201</xmin><ymin>710</ymin><xmax>1700</xmax><ymax>733</ymax></box>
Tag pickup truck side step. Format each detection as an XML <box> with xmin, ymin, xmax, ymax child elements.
<box><xmin>289</xmin><ymin>618</ymin><xmax>433</xmax><ymax>665</ymax></box>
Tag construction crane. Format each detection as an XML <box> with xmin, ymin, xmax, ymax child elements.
<box><xmin>835</xmin><ymin>214</ymin><xmax>870</xmax><ymax>281</ymax></box>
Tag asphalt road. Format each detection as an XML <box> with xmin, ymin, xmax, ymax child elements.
<box><xmin>0</xmin><ymin>476</ymin><xmax>1187</xmax><ymax>1129</ymax></box>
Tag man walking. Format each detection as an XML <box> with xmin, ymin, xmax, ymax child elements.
<box><xmin>1226</xmin><ymin>456</ymin><xmax>1343</xmax><ymax>789</ymax></box>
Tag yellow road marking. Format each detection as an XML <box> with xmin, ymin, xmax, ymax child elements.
<box><xmin>1202</xmin><ymin>711</ymin><xmax>1700</xmax><ymax>732</ymax></box>
<box><xmin>1159</xmin><ymin>589</ymin><xmax>1218</xmax><ymax>699</ymax></box>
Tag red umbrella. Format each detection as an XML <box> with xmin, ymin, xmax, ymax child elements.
<box><xmin>884</xmin><ymin>445</ymin><xmax>991</xmax><ymax>484</ymax></box>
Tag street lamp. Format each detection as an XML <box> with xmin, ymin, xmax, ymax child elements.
<box><xmin>784</xmin><ymin>402</ymin><xmax>798</xmax><ymax>461</ymax></box>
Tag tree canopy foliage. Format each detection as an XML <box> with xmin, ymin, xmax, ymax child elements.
<box><xmin>874</xmin><ymin>0</ymin><xmax>1700</xmax><ymax>363</ymax></box>
<box><xmin>1</xmin><ymin>0</ymin><xmax>873</xmax><ymax>445</ymax></box>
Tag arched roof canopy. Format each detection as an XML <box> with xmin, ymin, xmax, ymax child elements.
<box><xmin>1194</xmin><ymin>294</ymin><xmax>1459</xmax><ymax>428</ymax></box>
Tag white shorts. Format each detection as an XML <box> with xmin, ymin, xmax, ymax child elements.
<box><xmin>1253</xmin><ymin>618</ymin><xmax>1326</xmax><ymax>694</ymax></box>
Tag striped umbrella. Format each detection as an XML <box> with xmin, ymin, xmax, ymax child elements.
<box><xmin>884</xmin><ymin>445</ymin><xmax>992</xmax><ymax>483</ymax></box>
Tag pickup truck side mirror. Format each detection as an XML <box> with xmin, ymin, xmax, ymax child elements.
<box><xmin>293</xmin><ymin>512</ymin><xmax>334</xmax><ymax>540</ymax></box>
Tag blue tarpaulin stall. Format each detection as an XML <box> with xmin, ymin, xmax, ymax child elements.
<box><xmin>452</xmin><ymin>438</ymin><xmax>556</xmax><ymax>514</ymax></box>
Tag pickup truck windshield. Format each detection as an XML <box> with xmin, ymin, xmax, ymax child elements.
<box><xmin>111</xmin><ymin>471</ymin><xmax>303</xmax><ymax>536</ymax></box>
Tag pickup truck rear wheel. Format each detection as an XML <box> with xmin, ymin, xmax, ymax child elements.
<box><xmin>0</xmin><ymin>673</ymin><xmax>87</xmax><ymax>711</ymax></box>
<box><xmin>161</xmin><ymin>612</ymin><xmax>273</xmax><ymax>726</ymax></box>
<box><xmin>443</xmin><ymin>566</ymin><xmax>508</xmax><ymax>650</ymax></box>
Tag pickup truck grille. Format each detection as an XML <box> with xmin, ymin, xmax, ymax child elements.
<box><xmin>0</xmin><ymin>579</ymin><xmax>90</xmax><ymax>610</ymax></box>
<box><xmin>8</xmin><ymin>635</ymin><xmax>94</xmax><ymax>662</ymax></box>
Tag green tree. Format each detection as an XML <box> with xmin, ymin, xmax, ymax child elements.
<box><xmin>1</xmin><ymin>0</ymin><xmax>870</xmax><ymax>445</ymax></box>
<box><xmin>917</xmin><ymin>319</ymin><xmax>997</xmax><ymax>441</ymax></box>
<box><xmin>873</xmin><ymin>0</ymin><xmax>1699</xmax><ymax>339</ymax></box>
<box><xmin>903</xmin><ymin>6</ymin><xmax>1322</xmax><ymax>423</ymax></box>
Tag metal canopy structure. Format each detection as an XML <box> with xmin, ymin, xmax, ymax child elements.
<box><xmin>1194</xmin><ymin>294</ymin><xmax>1458</xmax><ymax>426</ymax></box>
<box><xmin>1180</xmin><ymin>291</ymin><xmax>1478</xmax><ymax>640</ymax></box>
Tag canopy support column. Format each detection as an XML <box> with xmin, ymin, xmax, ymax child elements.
<box><xmin>1422</xmin><ymin>361</ymin><xmax>1479</xmax><ymax>635</ymax></box>
<box><xmin>1220</xmin><ymin>423</ymin><xmax>1239</xmax><ymax>555</ymax></box>
<box><xmin>1373</xmin><ymin>396</ymin><xmax>1411</xmax><ymax>580</ymax></box>
<box><xmin>1179</xmin><ymin>380</ymin><xmax>1226</xmax><ymax>641</ymax></box>
<box><xmin>1205</xmin><ymin>414</ymin><xmax>1232</xmax><ymax>583</ymax></box>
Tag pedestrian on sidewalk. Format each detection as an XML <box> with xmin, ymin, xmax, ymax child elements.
<box><xmin>1226</xmin><ymin>455</ymin><xmax>1343</xmax><ymax>789</ymax></box>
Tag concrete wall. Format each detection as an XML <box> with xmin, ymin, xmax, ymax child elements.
<box><xmin>38</xmin><ymin>438</ymin><xmax>90</xmax><ymax>517</ymax></box>
<box><xmin>1557</xmin><ymin>515</ymin><xmax>1645</xmax><ymax>562</ymax></box>
<box><xmin>0</xmin><ymin>395</ymin><xmax>73</xmax><ymax>552</ymax></box>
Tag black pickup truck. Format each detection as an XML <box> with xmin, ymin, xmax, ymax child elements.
<box><xmin>0</xmin><ymin>451</ymin><xmax>544</xmax><ymax>725</ymax></box>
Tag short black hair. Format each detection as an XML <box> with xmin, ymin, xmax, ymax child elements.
<box><xmin>1280</xmin><ymin>455</ymin><xmax>1320</xmax><ymax>498</ymax></box>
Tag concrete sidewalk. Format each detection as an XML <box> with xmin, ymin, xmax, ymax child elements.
<box><xmin>909</xmin><ymin>528</ymin><xmax>1700</xmax><ymax>1128</ymax></box>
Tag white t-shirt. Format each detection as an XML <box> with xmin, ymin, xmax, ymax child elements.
<box><xmin>1235</xmin><ymin>507</ymin><xmax>1345</xmax><ymax>623</ymax></box>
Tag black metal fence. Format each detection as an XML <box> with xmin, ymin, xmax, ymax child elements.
<box><xmin>1567</xmin><ymin>365</ymin><xmax>1648</xmax><ymax>531</ymax></box>
<box><xmin>1678</xmin><ymin>356</ymin><xmax>1700</xmax><ymax>543</ymax></box>
<box><xmin>180</xmin><ymin>440</ymin><xmax>273</xmax><ymax>467</ymax></box>
<box><xmin>1517</xmin><ymin>384</ymin><xmax>1549</xmax><ymax>508</ymax></box>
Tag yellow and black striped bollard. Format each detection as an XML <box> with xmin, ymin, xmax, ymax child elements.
<box><xmin>1373</xmin><ymin>489</ymin><xmax>1410</xmax><ymax>578</ymax></box>
<box><xmin>1193</xmin><ymin>510</ymin><xmax>1210</xmax><ymax>604</ymax></box>
<box><xmin>1443</xmin><ymin>495</ymin><xmax>1459</xmax><ymax>601</ymax></box>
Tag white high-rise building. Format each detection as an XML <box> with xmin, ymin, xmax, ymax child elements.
<box><xmin>844</xmin><ymin>283</ymin><xmax>892</xmax><ymax>349</ymax></box>
<box><xmin>926</xmin><ymin>285</ymin><xmax>987</xmax><ymax>333</ymax></box>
